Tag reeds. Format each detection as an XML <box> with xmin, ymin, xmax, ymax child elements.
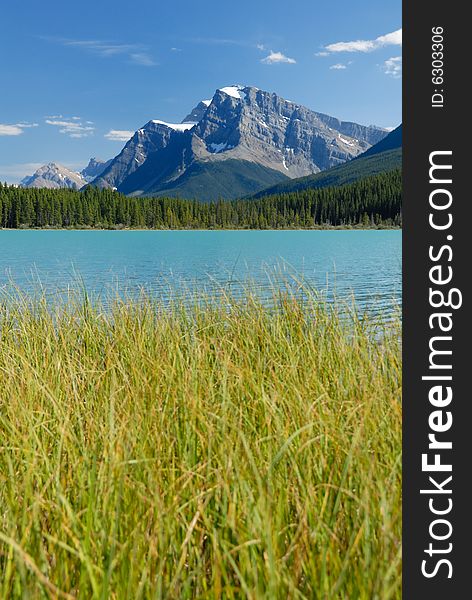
<box><xmin>0</xmin><ymin>289</ymin><xmax>401</xmax><ymax>598</ymax></box>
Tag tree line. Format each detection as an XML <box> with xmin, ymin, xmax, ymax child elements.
<box><xmin>0</xmin><ymin>170</ymin><xmax>401</xmax><ymax>229</ymax></box>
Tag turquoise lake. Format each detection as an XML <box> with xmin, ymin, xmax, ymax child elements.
<box><xmin>0</xmin><ymin>230</ymin><xmax>401</xmax><ymax>310</ymax></box>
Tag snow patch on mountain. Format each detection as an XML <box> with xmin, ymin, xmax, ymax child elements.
<box><xmin>338</xmin><ymin>134</ymin><xmax>356</xmax><ymax>147</ymax></box>
<box><xmin>208</xmin><ymin>142</ymin><xmax>234</xmax><ymax>153</ymax></box>
<box><xmin>151</xmin><ymin>120</ymin><xmax>195</xmax><ymax>132</ymax></box>
<box><xmin>219</xmin><ymin>85</ymin><xmax>246</xmax><ymax>100</ymax></box>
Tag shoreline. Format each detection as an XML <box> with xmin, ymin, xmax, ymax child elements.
<box><xmin>1</xmin><ymin>225</ymin><xmax>402</xmax><ymax>232</ymax></box>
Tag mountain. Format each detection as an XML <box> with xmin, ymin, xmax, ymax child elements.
<box><xmin>91</xmin><ymin>120</ymin><xmax>196</xmax><ymax>190</ymax></box>
<box><xmin>359</xmin><ymin>124</ymin><xmax>402</xmax><ymax>158</ymax></box>
<box><xmin>123</xmin><ymin>158</ymin><xmax>289</xmax><ymax>201</ymax></box>
<box><xmin>90</xmin><ymin>85</ymin><xmax>388</xmax><ymax>200</ymax></box>
<box><xmin>20</xmin><ymin>163</ymin><xmax>86</xmax><ymax>190</ymax></box>
<box><xmin>182</xmin><ymin>100</ymin><xmax>211</xmax><ymax>124</ymax></box>
<box><xmin>80</xmin><ymin>157</ymin><xmax>113</xmax><ymax>182</ymax></box>
<box><xmin>251</xmin><ymin>125</ymin><xmax>402</xmax><ymax>198</ymax></box>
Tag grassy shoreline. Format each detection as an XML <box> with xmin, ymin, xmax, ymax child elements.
<box><xmin>1</xmin><ymin>225</ymin><xmax>401</xmax><ymax>232</ymax></box>
<box><xmin>0</xmin><ymin>292</ymin><xmax>401</xmax><ymax>598</ymax></box>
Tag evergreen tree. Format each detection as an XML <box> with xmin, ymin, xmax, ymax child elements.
<box><xmin>0</xmin><ymin>170</ymin><xmax>402</xmax><ymax>231</ymax></box>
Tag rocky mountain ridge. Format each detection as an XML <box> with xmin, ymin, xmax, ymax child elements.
<box><xmin>20</xmin><ymin>158</ymin><xmax>113</xmax><ymax>190</ymax></box>
<box><xmin>20</xmin><ymin>86</ymin><xmax>389</xmax><ymax>200</ymax></box>
<box><xmin>80</xmin><ymin>157</ymin><xmax>113</xmax><ymax>182</ymax></box>
<box><xmin>20</xmin><ymin>163</ymin><xmax>86</xmax><ymax>190</ymax></box>
<box><xmin>90</xmin><ymin>85</ymin><xmax>388</xmax><ymax>199</ymax></box>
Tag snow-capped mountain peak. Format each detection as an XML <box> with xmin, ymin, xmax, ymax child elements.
<box><xmin>151</xmin><ymin>120</ymin><xmax>195</xmax><ymax>132</ymax></box>
<box><xmin>87</xmin><ymin>84</ymin><xmax>389</xmax><ymax>200</ymax></box>
<box><xmin>218</xmin><ymin>85</ymin><xmax>247</xmax><ymax>100</ymax></box>
<box><xmin>21</xmin><ymin>163</ymin><xmax>86</xmax><ymax>190</ymax></box>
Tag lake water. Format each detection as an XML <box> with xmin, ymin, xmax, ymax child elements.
<box><xmin>0</xmin><ymin>230</ymin><xmax>401</xmax><ymax>311</ymax></box>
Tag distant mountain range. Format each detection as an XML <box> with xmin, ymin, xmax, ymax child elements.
<box><xmin>91</xmin><ymin>86</ymin><xmax>388</xmax><ymax>200</ymax></box>
<box><xmin>21</xmin><ymin>85</ymin><xmax>396</xmax><ymax>200</ymax></box>
<box><xmin>20</xmin><ymin>163</ymin><xmax>86</xmax><ymax>190</ymax></box>
<box><xmin>251</xmin><ymin>125</ymin><xmax>402</xmax><ymax>198</ymax></box>
<box><xmin>360</xmin><ymin>123</ymin><xmax>402</xmax><ymax>158</ymax></box>
<box><xmin>81</xmin><ymin>157</ymin><xmax>113</xmax><ymax>182</ymax></box>
<box><xmin>20</xmin><ymin>158</ymin><xmax>112</xmax><ymax>190</ymax></box>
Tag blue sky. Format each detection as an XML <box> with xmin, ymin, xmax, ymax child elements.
<box><xmin>0</xmin><ymin>0</ymin><xmax>401</xmax><ymax>183</ymax></box>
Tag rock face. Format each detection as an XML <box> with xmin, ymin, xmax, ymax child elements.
<box><xmin>80</xmin><ymin>157</ymin><xmax>113</xmax><ymax>182</ymax></box>
<box><xmin>181</xmin><ymin>100</ymin><xmax>211</xmax><ymax>124</ymax></box>
<box><xmin>251</xmin><ymin>125</ymin><xmax>402</xmax><ymax>199</ymax></box>
<box><xmin>91</xmin><ymin>85</ymin><xmax>388</xmax><ymax>200</ymax></box>
<box><xmin>91</xmin><ymin>120</ymin><xmax>195</xmax><ymax>190</ymax></box>
<box><xmin>192</xmin><ymin>86</ymin><xmax>385</xmax><ymax>177</ymax></box>
<box><xmin>360</xmin><ymin>124</ymin><xmax>402</xmax><ymax>158</ymax></box>
<box><xmin>21</xmin><ymin>163</ymin><xmax>86</xmax><ymax>190</ymax></box>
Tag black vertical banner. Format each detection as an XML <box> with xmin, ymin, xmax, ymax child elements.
<box><xmin>404</xmin><ymin>2</ymin><xmax>470</xmax><ymax>598</ymax></box>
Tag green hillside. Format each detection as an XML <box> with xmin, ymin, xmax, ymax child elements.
<box><xmin>361</xmin><ymin>124</ymin><xmax>402</xmax><ymax>158</ymax></box>
<box><xmin>250</xmin><ymin>124</ymin><xmax>402</xmax><ymax>199</ymax></box>
<box><xmin>148</xmin><ymin>159</ymin><xmax>290</xmax><ymax>201</ymax></box>
<box><xmin>116</xmin><ymin>133</ymin><xmax>290</xmax><ymax>201</ymax></box>
<box><xmin>251</xmin><ymin>148</ymin><xmax>401</xmax><ymax>198</ymax></box>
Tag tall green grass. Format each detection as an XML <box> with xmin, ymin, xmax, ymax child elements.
<box><xmin>0</xmin><ymin>290</ymin><xmax>401</xmax><ymax>599</ymax></box>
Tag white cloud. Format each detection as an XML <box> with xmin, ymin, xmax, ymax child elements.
<box><xmin>45</xmin><ymin>117</ymin><xmax>95</xmax><ymax>138</ymax></box>
<box><xmin>186</xmin><ymin>37</ymin><xmax>253</xmax><ymax>47</ymax></box>
<box><xmin>105</xmin><ymin>129</ymin><xmax>134</xmax><ymax>142</ymax></box>
<box><xmin>261</xmin><ymin>51</ymin><xmax>296</xmax><ymax>65</ymax></box>
<box><xmin>315</xmin><ymin>51</ymin><xmax>329</xmax><ymax>57</ymax></box>
<box><xmin>45</xmin><ymin>38</ymin><xmax>157</xmax><ymax>67</ymax></box>
<box><xmin>383</xmin><ymin>56</ymin><xmax>402</xmax><ymax>78</ymax></box>
<box><xmin>376</xmin><ymin>30</ymin><xmax>403</xmax><ymax>46</ymax></box>
<box><xmin>0</xmin><ymin>122</ymin><xmax>39</xmax><ymax>136</ymax></box>
<box><xmin>0</xmin><ymin>162</ymin><xmax>44</xmax><ymax>179</ymax></box>
<box><xmin>324</xmin><ymin>28</ymin><xmax>402</xmax><ymax>53</ymax></box>
<box><xmin>128</xmin><ymin>52</ymin><xmax>157</xmax><ymax>66</ymax></box>
<box><xmin>0</xmin><ymin>124</ymin><xmax>24</xmax><ymax>136</ymax></box>
<box><xmin>330</xmin><ymin>63</ymin><xmax>347</xmax><ymax>70</ymax></box>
